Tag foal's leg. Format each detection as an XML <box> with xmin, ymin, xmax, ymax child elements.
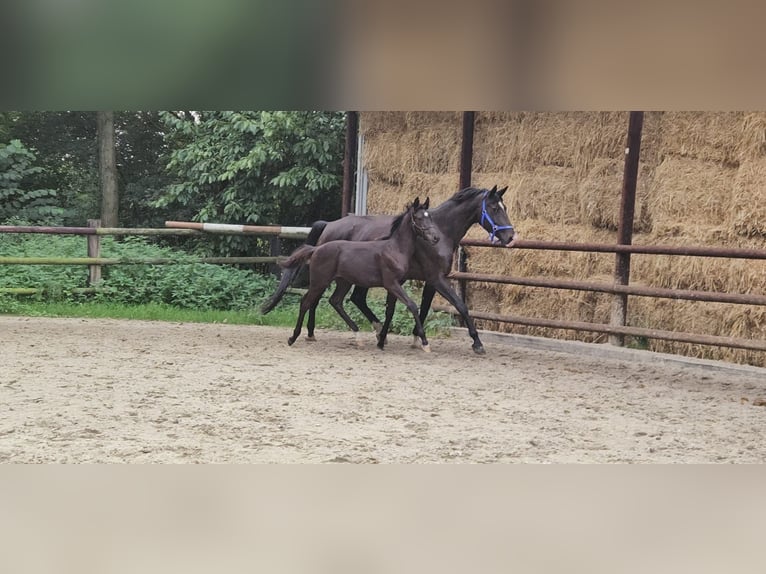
<box><xmin>349</xmin><ymin>286</ymin><xmax>383</xmax><ymax>335</ymax></box>
<box><xmin>329</xmin><ymin>280</ymin><xmax>369</xmax><ymax>347</ymax></box>
<box><xmin>384</xmin><ymin>281</ymin><xmax>430</xmax><ymax>352</ymax></box>
<box><xmin>306</xmin><ymin>304</ymin><xmax>317</xmax><ymax>341</ymax></box>
<box><xmin>376</xmin><ymin>292</ymin><xmax>398</xmax><ymax>350</ymax></box>
<box><xmin>411</xmin><ymin>283</ymin><xmax>437</xmax><ymax>348</ymax></box>
<box><xmin>431</xmin><ymin>276</ymin><xmax>485</xmax><ymax>355</ymax></box>
<box><xmin>288</xmin><ymin>286</ymin><xmax>325</xmax><ymax>346</ymax></box>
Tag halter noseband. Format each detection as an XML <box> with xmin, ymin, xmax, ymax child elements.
<box><xmin>480</xmin><ymin>191</ymin><xmax>514</xmax><ymax>243</ymax></box>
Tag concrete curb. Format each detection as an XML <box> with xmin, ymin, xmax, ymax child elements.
<box><xmin>452</xmin><ymin>327</ymin><xmax>766</xmax><ymax>378</ymax></box>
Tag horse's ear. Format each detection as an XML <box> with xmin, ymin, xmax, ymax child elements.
<box><xmin>498</xmin><ymin>186</ymin><xmax>508</xmax><ymax>198</ymax></box>
<box><xmin>423</xmin><ymin>197</ymin><xmax>430</xmax><ymax>209</ymax></box>
<box><xmin>489</xmin><ymin>185</ymin><xmax>498</xmax><ymax>195</ymax></box>
<box><xmin>412</xmin><ymin>197</ymin><xmax>421</xmax><ymax>209</ymax></box>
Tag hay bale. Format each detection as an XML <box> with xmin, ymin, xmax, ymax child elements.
<box><xmin>360</xmin><ymin>112</ymin><xmax>407</xmax><ymax>137</ymax></box>
<box><xmin>363</xmin><ymin>122</ymin><xmax>461</xmax><ymax>180</ymax></box>
<box><xmin>656</xmin><ymin>112</ymin><xmax>744</xmax><ymax>165</ymax></box>
<box><xmin>737</xmin><ymin>112</ymin><xmax>766</xmax><ymax>162</ymax></box>
<box><xmin>473</xmin><ymin>112</ymin><xmax>628</xmax><ymax>176</ymax></box>
<box><xmin>403</xmin><ymin>112</ymin><xmax>461</xmax><ymax>129</ymax></box>
<box><xmin>485</xmin><ymin>166</ymin><xmax>579</xmax><ymax>225</ymax></box>
<box><xmin>732</xmin><ymin>157</ymin><xmax>766</xmax><ymax>237</ymax></box>
<box><xmin>645</xmin><ymin>157</ymin><xmax>735</xmax><ymax>229</ymax></box>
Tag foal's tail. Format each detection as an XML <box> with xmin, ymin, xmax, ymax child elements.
<box><xmin>259</xmin><ymin>221</ymin><xmax>327</xmax><ymax>314</ymax></box>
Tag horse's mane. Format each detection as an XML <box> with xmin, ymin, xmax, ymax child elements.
<box><xmin>384</xmin><ymin>204</ymin><xmax>412</xmax><ymax>239</ymax></box>
<box><xmin>444</xmin><ymin>187</ymin><xmax>485</xmax><ymax>205</ymax></box>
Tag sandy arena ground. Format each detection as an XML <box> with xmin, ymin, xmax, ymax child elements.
<box><xmin>1</xmin><ymin>315</ymin><xmax>765</xmax><ymax>463</ymax></box>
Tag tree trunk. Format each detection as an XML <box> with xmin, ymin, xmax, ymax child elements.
<box><xmin>97</xmin><ymin>111</ymin><xmax>118</xmax><ymax>227</ymax></box>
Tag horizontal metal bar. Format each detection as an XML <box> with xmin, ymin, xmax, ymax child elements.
<box><xmin>449</xmin><ymin>271</ymin><xmax>766</xmax><ymax>306</ymax></box>
<box><xmin>432</xmin><ymin>305</ymin><xmax>766</xmax><ymax>352</ymax></box>
<box><xmin>0</xmin><ymin>256</ymin><xmax>282</xmax><ymax>266</ymax></box>
<box><xmin>461</xmin><ymin>238</ymin><xmax>766</xmax><ymax>260</ymax></box>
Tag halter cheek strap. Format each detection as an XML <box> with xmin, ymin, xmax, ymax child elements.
<box><xmin>480</xmin><ymin>191</ymin><xmax>514</xmax><ymax>243</ymax></box>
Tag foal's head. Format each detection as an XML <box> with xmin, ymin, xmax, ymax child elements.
<box><xmin>478</xmin><ymin>185</ymin><xmax>517</xmax><ymax>245</ymax></box>
<box><xmin>409</xmin><ymin>197</ymin><xmax>440</xmax><ymax>245</ymax></box>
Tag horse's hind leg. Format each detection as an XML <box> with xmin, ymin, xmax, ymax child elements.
<box><xmin>350</xmin><ymin>286</ymin><xmax>383</xmax><ymax>335</ymax></box>
<box><xmin>288</xmin><ymin>287</ymin><xmax>324</xmax><ymax>346</ymax></box>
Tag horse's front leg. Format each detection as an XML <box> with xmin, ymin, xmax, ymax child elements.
<box><xmin>384</xmin><ymin>282</ymin><xmax>430</xmax><ymax>352</ymax></box>
<box><xmin>431</xmin><ymin>276</ymin><xmax>484</xmax><ymax>355</ymax></box>
<box><xmin>411</xmin><ymin>283</ymin><xmax>437</xmax><ymax>348</ymax></box>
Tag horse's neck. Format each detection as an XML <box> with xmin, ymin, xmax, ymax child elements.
<box><xmin>388</xmin><ymin>213</ymin><xmax>417</xmax><ymax>257</ymax></box>
<box><xmin>432</xmin><ymin>198</ymin><xmax>480</xmax><ymax>246</ymax></box>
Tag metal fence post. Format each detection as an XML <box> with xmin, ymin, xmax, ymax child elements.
<box><xmin>609</xmin><ymin>111</ymin><xmax>644</xmax><ymax>346</ymax></box>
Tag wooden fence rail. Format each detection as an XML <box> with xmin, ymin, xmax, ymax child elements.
<box><xmin>3</xmin><ymin>221</ymin><xmax>765</xmax><ymax>358</ymax></box>
<box><xmin>0</xmin><ymin>223</ymin><xmax>310</xmax><ymax>295</ymax></box>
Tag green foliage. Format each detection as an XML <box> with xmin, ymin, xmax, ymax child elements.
<box><xmin>0</xmin><ymin>225</ymin><xmax>86</xmax><ymax>293</ymax></box>
<box><xmin>0</xmin><ymin>140</ymin><xmax>63</xmax><ymax>223</ymax></box>
<box><xmin>2</xmin><ymin>112</ymin><xmax>99</xmax><ymax>225</ymax></box>
<box><xmin>0</xmin><ymin>233</ymin><xmax>277</xmax><ymax>311</ymax></box>
<box><xmin>155</xmin><ymin>111</ymin><xmax>345</xmax><ymax>255</ymax></box>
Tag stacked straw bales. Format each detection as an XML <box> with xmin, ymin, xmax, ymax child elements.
<box><xmin>359</xmin><ymin>112</ymin><xmax>766</xmax><ymax>366</ymax></box>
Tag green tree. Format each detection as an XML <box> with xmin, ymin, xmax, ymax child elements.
<box><xmin>0</xmin><ymin>139</ymin><xmax>62</xmax><ymax>223</ymax></box>
<box><xmin>3</xmin><ymin>111</ymin><xmax>172</xmax><ymax>228</ymax></box>
<box><xmin>155</xmin><ymin>111</ymin><xmax>345</xmax><ymax>231</ymax></box>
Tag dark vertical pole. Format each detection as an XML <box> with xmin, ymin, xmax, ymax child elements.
<box><xmin>457</xmin><ymin>112</ymin><xmax>475</xmax><ymax>323</ymax></box>
<box><xmin>459</xmin><ymin>111</ymin><xmax>475</xmax><ymax>190</ymax></box>
<box><xmin>609</xmin><ymin>111</ymin><xmax>644</xmax><ymax>346</ymax></box>
<box><xmin>341</xmin><ymin>111</ymin><xmax>358</xmax><ymax>217</ymax></box>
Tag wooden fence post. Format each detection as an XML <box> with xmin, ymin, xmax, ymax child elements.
<box><xmin>268</xmin><ymin>236</ymin><xmax>281</xmax><ymax>277</ymax></box>
<box><xmin>87</xmin><ymin>219</ymin><xmax>101</xmax><ymax>286</ymax></box>
<box><xmin>609</xmin><ymin>111</ymin><xmax>644</xmax><ymax>346</ymax></box>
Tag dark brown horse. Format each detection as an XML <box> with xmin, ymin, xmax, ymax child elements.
<box><xmin>262</xmin><ymin>186</ymin><xmax>517</xmax><ymax>354</ymax></box>
<box><xmin>282</xmin><ymin>198</ymin><xmax>440</xmax><ymax>351</ymax></box>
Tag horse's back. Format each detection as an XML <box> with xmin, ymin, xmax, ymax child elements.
<box><xmin>317</xmin><ymin>215</ymin><xmax>394</xmax><ymax>245</ymax></box>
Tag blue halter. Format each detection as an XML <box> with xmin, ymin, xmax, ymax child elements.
<box><xmin>480</xmin><ymin>191</ymin><xmax>514</xmax><ymax>243</ymax></box>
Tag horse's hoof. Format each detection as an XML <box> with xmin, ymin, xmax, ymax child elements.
<box><xmin>305</xmin><ymin>335</ymin><xmax>317</xmax><ymax>342</ymax></box>
<box><xmin>377</xmin><ymin>342</ymin><xmax>385</xmax><ymax>350</ymax></box>
<box><xmin>287</xmin><ymin>337</ymin><xmax>296</xmax><ymax>346</ymax></box>
<box><xmin>421</xmin><ymin>343</ymin><xmax>431</xmax><ymax>353</ymax></box>
<box><xmin>472</xmin><ymin>345</ymin><xmax>486</xmax><ymax>355</ymax></box>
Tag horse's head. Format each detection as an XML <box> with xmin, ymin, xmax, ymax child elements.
<box><xmin>410</xmin><ymin>197</ymin><xmax>440</xmax><ymax>245</ymax></box>
<box><xmin>478</xmin><ymin>185</ymin><xmax>517</xmax><ymax>246</ymax></box>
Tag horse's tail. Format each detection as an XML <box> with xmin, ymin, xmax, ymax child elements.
<box><xmin>259</xmin><ymin>221</ymin><xmax>327</xmax><ymax>314</ymax></box>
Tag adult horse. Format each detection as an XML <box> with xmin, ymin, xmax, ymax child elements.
<box><xmin>282</xmin><ymin>198</ymin><xmax>439</xmax><ymax>351</ymax></box>
<box><xmin>261</xmin><ymin>185</ymin><xmax>516</xmax><ymax>354</ymax></box>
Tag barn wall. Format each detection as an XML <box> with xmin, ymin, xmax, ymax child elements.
<box><xmin>359</xmin><ymin>112</ymin><xmax>766</xmax><ymax>366</ymax></box>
